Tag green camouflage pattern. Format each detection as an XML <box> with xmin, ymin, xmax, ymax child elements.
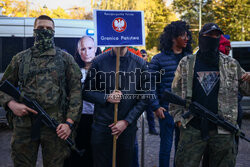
<box><xmin>175</xmin><ymin>125</ymin><xmax>236</xmax><ymax>167</ymax></box>
<box><xmin>11</xmin><ymin>125</ymin><xmax>70</xmax><ymax>167</ymax></box>
<box><xmin>33</xmin><ymin>29</ymin><xmax>55</xmax><ymax>54</ymax></box>
<box><xmin>0</xmin><ymin>46</ymin><xmax>82</xmax><ymax>166</ymax></box>
<box><xmin>169</xmin><ymin>53</ymin><xmax>250</xmax><ymax>134</ymax></box>
<box><xmin>0</xmin><ymin>46</ymin><xmax>82</xmax><ymax>125</ymax></box>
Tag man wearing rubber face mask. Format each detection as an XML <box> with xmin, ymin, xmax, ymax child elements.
<box><xmin>0</xmin><ymin>15</ymin><xmax>82</xmax><ymax>166</ymax></box>
<box><xmin>169</xmin><ymin>23</ymin><xmax>250</xmax><ymax>167</ymax></box>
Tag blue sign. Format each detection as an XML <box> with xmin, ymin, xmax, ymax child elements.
<box><xmin>93</xmin><ymin>9</ymin><xmax>145</xmax><ymax>47</ymax></box>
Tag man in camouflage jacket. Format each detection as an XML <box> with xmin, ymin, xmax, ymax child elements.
<box><xmin>169</xmin><ymin>23</ymin><xmax>250</xmax><ymax>167</ymax></box>
<box><xmin>0</xmin><ymin>15</ymin><xmax>82</xmax><ymax>167</ymax></box>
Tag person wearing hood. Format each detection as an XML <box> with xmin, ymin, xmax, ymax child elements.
<box><xmin>169</xmin><ymin>23</ymin><xmax>250</xmax><ymax>167</ymax></box>
<box><xmin>0</xmin><ymin>15</ymin><xmax>82</xmax><ymax>166</ymax></box>
<box><xmin>219</xmin><ymin>35</ymin><xmax>231</xmax><ymax>55</ymax></box>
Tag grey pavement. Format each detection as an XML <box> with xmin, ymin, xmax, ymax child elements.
<box><xmin>137</xmin><ymin>114</ymin><xmax>250</xmax><ymax>167</ymax></box>
<box><xmin>0</xmin><ymin>115</ymin><xmax>250</xmax><ymax>167</ymax></box>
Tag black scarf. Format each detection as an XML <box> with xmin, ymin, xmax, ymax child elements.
<box><xmin>198</xmin><ymin>35</ymin><xmax>220</xmax><ymax>67</ymax></box>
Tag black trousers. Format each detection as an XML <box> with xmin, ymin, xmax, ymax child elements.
<box><xmin>91</xmin><ymin>122</ymin><xmax>136</xmax><ymax>167</ymax></box>
<box><xmin>64</xmin><ymin>114</ymin><xmax>93</xmax><ymax>167</ymax></box>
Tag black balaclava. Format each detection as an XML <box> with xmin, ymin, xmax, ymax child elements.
<box><xmin>33</xmin><ymin>29</ymin><xmax>55</xmax><ymax>54</ymax></box>
<box><xmin>198</xmin><ymin>23</ymin><xmax>223</xmax><ymax>67</ymax></box>
<box><xmin>198</xmin><ymin>35</ymin><xmax>220</xmax><ymax>67</ymax></box>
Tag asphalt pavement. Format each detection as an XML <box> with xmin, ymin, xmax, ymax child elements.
<box><xmin>0</xmin><ymin>114</ymin><xmax>250</xmax><ymax>167</ymax></box>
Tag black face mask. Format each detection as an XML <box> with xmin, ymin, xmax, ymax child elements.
<box><xmin>198</xmin><ymin>35</ymin><xmax>220</xmax><ymax>67</ymax></box>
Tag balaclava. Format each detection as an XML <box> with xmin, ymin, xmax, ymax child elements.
<box><xmin>34</xmin><ymin>28</ymin><xmax>55</xmax><ymax>54</ymax></box>
<box><xmin>198</xmin><ymin>23</ymin><xmax>223</xmax><ymax>67</ymax></box>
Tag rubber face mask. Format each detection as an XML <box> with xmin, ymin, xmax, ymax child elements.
<box><xmin>198</xmin><ymin>35</ymin><xmax>220</xmax><ymax>67</ymax></box>
<box><xmin>33</xmin><ymin>29</ymin><xmax>55</xmax><ymax>53</ymax></box>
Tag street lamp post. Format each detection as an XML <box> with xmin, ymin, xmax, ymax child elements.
<box><xmin>26</xmin><ymin>0</ymin><xmax>29</xmax><ymax>17</ymax></box>
<box><xmin>199</xmin><ymin>0</ymin><xmax>202</xmax><ymax>31</ymax></box>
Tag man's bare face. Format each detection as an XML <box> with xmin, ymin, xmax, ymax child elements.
<box><xmin>142</xmin><ymin>53</ymin><xmax>148</xmax><ymax>61</ymax></box>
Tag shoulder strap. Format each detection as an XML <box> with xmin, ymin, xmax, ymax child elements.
<box><xmin>54</xmin><ymin>47</ymin><xmax>65</xmax><ymax>75</ymax></box>
<box><xmin>186</xmin><ymin>54</ymin><xmax>196</xmax><ymax>105</ymax></box>
<box><xmin>18</xmin><ymin>48</ymin><xmax>32</xmax><ymax>86</ymax></box>
<box><xmin>55</xmin><ymin>47</ymin><xmax>68</xmax><ymax>116</ymax></box>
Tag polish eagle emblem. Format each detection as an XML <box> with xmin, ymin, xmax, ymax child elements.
<box><xmin>112</xmin><ymin>18</ymin><xmax>127</xmax><ymax>33</ymax></box>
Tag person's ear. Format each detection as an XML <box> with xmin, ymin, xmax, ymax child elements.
<box><xmin>94</xmin><ymin>47</ymin><xmax>97</xmax><ymax>53</ymax></box>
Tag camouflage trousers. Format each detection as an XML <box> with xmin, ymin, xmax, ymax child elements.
<box><xmin>11</xmin><ymin>125</ymin><xmax>70</xmax><ymax>167</ymax></box>
<box><xmin>175</xmin><ymin>125</ymin><xmax>236</xmax><ymax>167</ymax></box>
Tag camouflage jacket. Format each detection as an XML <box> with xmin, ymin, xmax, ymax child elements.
<box><xmin>0</xmin><ymin>46</ymin><xmax>82</xmax><ymax>127</ymax></box>
<box><xmin>169</xmin><ymin>53</ymin><xmax>250</xmax><ymax>134</ymax></box>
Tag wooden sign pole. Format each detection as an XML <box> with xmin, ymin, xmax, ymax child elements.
<box><xmin>112</xmin><ymin>47</ymin><xmax>120</xmax><ymax>167</ymax></box>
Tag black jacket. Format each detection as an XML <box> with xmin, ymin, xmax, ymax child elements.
<box><xmin>82</xmin><ymin>50</ymin><xmax>149</xmax><ymax>128</ymax></box>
